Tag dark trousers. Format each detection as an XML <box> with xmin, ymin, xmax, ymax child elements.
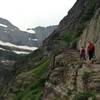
<box><xmin>80</xmin><ymin>53</ymin><xmax>86</xmax><ymax>60</ymax></box>
<box><xmin>88</xmin><ymin>51</ymin><xmax>94</xmax><ymax>60</ymax></box>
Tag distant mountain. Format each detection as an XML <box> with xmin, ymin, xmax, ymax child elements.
<box><xmin>0</xmin><ymin>18</ymin><xmax>37</xmax><ymax>47</ymax></box>
<box><xmin>28</xmin><ymin>25</ymin><xmax>57</xmax><ymax>46</ymax></box>
<box><xmin>0</xmin><ymin>17</ymin><xmax>39</xmax><ymax>66</ymax></box>
<box><xmin>0</xmin><ymin>18</ymin><xmax>57</xmax><ymax>96</ymax></box>
<box><xmin>0</xmin><ymin>19</ymin><xmax>57</xmax><ymax>91</ymax></box>
<box><xmin>0</xmin><ymin>18</ymin><xmax>39</xmax><ymax>57</ymax></box>
<box><xmin>0</xmin><ymin>18</ymin><xmax>57</xmax><ymax>60</ymax></box>
<box><xmin>0</xmin><ymin>18</ymin><xmax>38</xmax><ymax>88</ymax></box>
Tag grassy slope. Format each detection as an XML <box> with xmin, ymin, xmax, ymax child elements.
<box><xmin>0</xmin><ymin>50</ymin><xmax>26</xmax><ymax>61</ymax></box>
<box><xmin>13</xmin><ymin>58</ymin><xmax>50</xmax><ymax>100</ymax></box>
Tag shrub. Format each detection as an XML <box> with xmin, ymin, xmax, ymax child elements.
<box><xmin>73</xmin><ymin>91</ymin><xmax>96</xmax><ymax>100</ymax></box>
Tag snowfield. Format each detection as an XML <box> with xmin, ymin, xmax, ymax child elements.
<box><xmin>13</xmin><ymin>51</ymin><xmax>30</xmax><ymax>54</ymax></box>
<box><xmin>0</xmin><ymin>24</ymin><xmax>8</xmax><ymax>27</ymax></box>
<box><xmin>26</xmin><ymin>29</ymin><xmax>36</xmax><ymax>34</ymax></box>
<box><xmin>0</xmin><ymin>40</ymin><xmax>38</xmax><ymax>51</ymax></box>
<box><xmin>0</xmin><ymin>47</ymin><xmax>6</xmax><ymax>51</ymax></box>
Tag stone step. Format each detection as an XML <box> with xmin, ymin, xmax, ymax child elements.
<box><xmin>91</xmin><ymin>70</ymin><xmax>100</xmax><ymax>74</ymax></box>
<box><xmin>93</xmin><ymin>79</ymin><xmax>100</xmax><ymax>82</ymax></box>
<box><xmin>91</xmin><ymin>64</ymin><xmax>100</xmax><ymax>68</ymax></box>
<box><xmin>90</xmin><ymin>73</ymin><xmax>100</xmax><ymax>78</ymax></box>
<box><xmin>91</xmin><ymin>76</ymin><xmax>100</xmax><ymax>79</ymax></box>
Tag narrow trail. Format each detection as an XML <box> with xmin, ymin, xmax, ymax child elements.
<box><xmin>43</xmin><ymin>49</ymin><xmax>100</xmax><ymax>100</ymax></box>
<box><xmin>91</xmin><ymin>63</ymin><xmax>100</xmax><ymax>71</ymax></box>
<box><xmin>86</xmin><ymin>60</ymin><xmax>100</xmax><ymax>75</ymax></box>
<box><xmin>88</xmin><ymin>62</ymin><xmax>100</xmax><ymax>96</ymax></box>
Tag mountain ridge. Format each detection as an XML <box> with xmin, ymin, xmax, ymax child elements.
<box><xmin>0</xmin><ymin>18</ymin><xmax>37</xmax><ymax>47</ymax></box>
<box><xmin>27</xmin><ymin>25</ymin><xmax>57</xmax><ymax>46</ymax></box>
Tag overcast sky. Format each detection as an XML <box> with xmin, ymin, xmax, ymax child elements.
<box><xmin>0</xmin><ymin>0</ymin><xmax>76</xmax><ymax>31</ymax></box>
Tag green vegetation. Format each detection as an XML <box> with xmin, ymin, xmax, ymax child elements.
<box><xmin>0</xmin><ymin>45</ymin><xmax>31</xmax><ymax>52</ymax></box>
<box><xmin>58</xmin><ymin>32</ymin><xmax>80</xmax><ymax>49</ymax></box>
<box><xmin>59</xmin><ymin>32</ymin><xmax>75</xmax><ymax>43</ymax></box>
<box><xmin>0</xmin><ymin>50</ymin><xmax>25</xmax><ymax>60</ymax></box>
<box><xmin>54</xmin><ymin>96</ymin><xmax>62</xmax><ymax>100</ymax></box>
<box><xmin>81</xmin><ymin>71</ymin><xmax>90</xmax><ymax>84</ymax></box>
<box><xmin>80</xmin><ymin>0</ymin><xmax>96</xmax><ymax>22</ymax></box>
<box><xmin>73</xmin><ymin>91</ymin><xmax>96</xmax><ymax>100</ymax></box>
<box><xmin>15</xmin><ymin>48</ymin><xmax>45</xmax><ymax>73</ymax></box>
<box><xmin>14</xmin><ymin>58</ymin><xmax>50</xmax><ymax>100</ymax></box>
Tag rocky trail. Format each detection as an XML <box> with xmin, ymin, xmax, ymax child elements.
<box><xmin>90</xmin><ymin>63</ymin><xmax>100</xmax><ymax>88</ymax></box>
<box><xmin>43</xmin><ymin>49</ymin><xmax>100</xmax><ymax>100</ymax></box>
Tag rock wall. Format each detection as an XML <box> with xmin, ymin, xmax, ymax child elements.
<box><xmin>78</xmin><ymin>8</ymin><xmax>100</xmax><ymax>60</ymax></box>
<box><xmin>43</xmin><ymin>0</ymin><xmax>99</xmax><ymax>48</ymax></box>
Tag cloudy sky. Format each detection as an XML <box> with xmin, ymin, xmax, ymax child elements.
<box><xmin>0</xmin><ymin>0</ymin><xmax>76</xmax><ymax>31</ymax></box>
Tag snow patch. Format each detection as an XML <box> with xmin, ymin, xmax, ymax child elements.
<box><xmin>1</xmin><ymin>61</ymin><xmax>6</xmax><ymax>63</ymax></box>
<box><xmin>33</xmin><ymin>39</ymin><xmax>38</xmax><ymax>41</ymax></box>
<box><xmin>0</xmin><ymin>40</ymin><xmax>38</xmax><ymax>51</ymax></box>
<box><xmin>26</xmin><ymin>30</ymin><xmax>36</xmax><ymax>34</ymax></box>
<box><xmin>29</xmin><ymin>38</ymin><xmax>38</xmax><ymax>41</ymax></box>
<box><xmin>0</xmin><ymin>47</ymin><xmax>6</xmax><ymax>51</ymax></box>
<box><xmin>13</xmin><ymin>51</ymin><xmax>30</xmax><ymax>54</ymax></box>
<box><xmin>0</xmin><ymin>24</ymin><xmax>7</xmax><ymax>28</ymax></box>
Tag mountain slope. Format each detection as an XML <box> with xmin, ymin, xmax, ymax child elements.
<box><xmin>0</xmin><ymin>18</ymin><xmax>38</xmax><ymax>93</ymax></box>
<box><xmin>0</xmin><ymin>17</ymin><xmax>38</xmax><ymax>63</ymax></box>
<box><xmin>1</xmin><ymin>0</ymin><xmax>100</xmax><ymax>100</ymax></box>
<box><xmin>43</xmin><ymin>0</ymin><xmax>99</xmax><ymax>50</ymax></box>
<box><xmin>27</xmin><ymin>25</ymin><xmax>57</xmax><ymax>46</ymax></box>
<box><xmin>0</xmin><ymin>18</ymin><xmax>37</xmax><ymax>47</ymax></box>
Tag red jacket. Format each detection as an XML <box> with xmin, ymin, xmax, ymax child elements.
<box><xmin>87</xmin><ymin>43</ymin><xmax>95</xmax><ymax>52</ymax></box>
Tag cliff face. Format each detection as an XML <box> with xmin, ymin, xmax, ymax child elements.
<box><xmin>43</xmin><ymin>0</ymin><xmax>100</xmax><ymax>99</ymax></box>
<box><xmin>78</xmin><ymin>8</ymin><xmax>100</xmax><ymax>60</ymax></box>
<box><xmin>43</xmin><ymin>0</ymin><xmax>99</xmax><ymax>49</ymax></box>
<box><xmin>33</xmin><ymin>26</ymin><xmax>57</xmax><ymax>46</ymax></box>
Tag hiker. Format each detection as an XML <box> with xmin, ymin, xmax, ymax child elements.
<box><xmin>87</xmin><ymin>41</ymin><xmax>95</xmax><ymax>63</ymax></box>
<box><xmin>80</xmin><ymin>47</ymin><xmax>86</xmax><ymax>60</ymax></box>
